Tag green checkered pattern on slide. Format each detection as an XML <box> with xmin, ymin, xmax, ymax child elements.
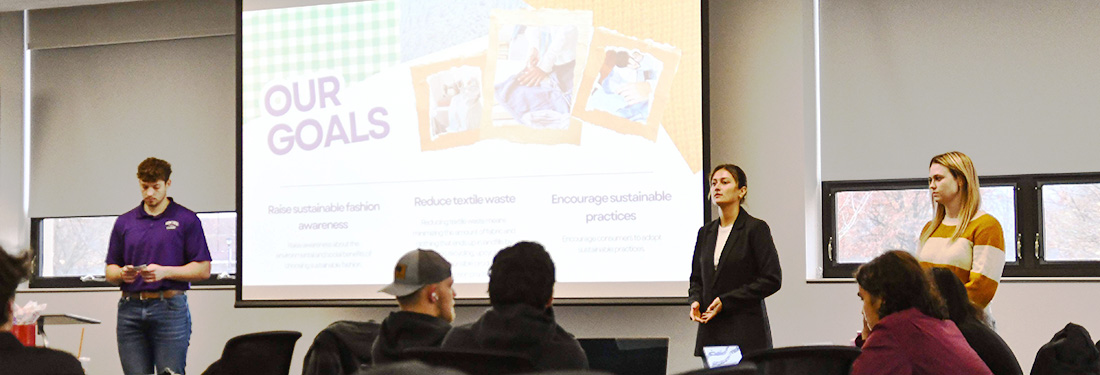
<box><xmin>242</xmin><ymin>0</ymin><xmax>400</xmax><ymax>120</ymax></box>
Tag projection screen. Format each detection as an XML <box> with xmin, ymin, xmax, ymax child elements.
<box><xmin>239</xmin><ymin>0</ymin><xmax>707</xmax><ymax>305</ymax></box>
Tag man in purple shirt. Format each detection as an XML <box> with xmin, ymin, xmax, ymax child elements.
<box><xmin>105</xmin><ymin>157</ymin><xmax>212</xmax><ymax>375</ymax></box>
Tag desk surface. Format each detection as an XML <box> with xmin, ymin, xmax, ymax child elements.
<box><xmin>39</xmin><ymin>313</ymin><xmax>101</xmax><ymax>325</ymax></box>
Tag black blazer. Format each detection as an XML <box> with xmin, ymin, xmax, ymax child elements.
<box><xmin>0</xmin><ymin>331</ymin><xmax>84</xmax><ymax>375</ymax></box>
<box><xmin>688</xmin><ymin>209</ymin><xmax>782</xmax><ymax>357</ymax></box>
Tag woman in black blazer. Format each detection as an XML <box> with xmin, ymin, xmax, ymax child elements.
<box><xmin>688</xmin><ymin>164</ymin><xmax>782</xmax><ymax>362</ymax></box>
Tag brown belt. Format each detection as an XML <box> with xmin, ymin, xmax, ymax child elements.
<box><xmin>121</xmin><ymin>290</ymin><xmax>185</xmax><ymax>300</ymax></box>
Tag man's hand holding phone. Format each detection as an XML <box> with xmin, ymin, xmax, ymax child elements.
<box><xmin>120</xmin><ymin>265</ymin><xmax>140</xmax><ymax>283</ymax></box>
<box><xmin>140</xmin><ymin>264</ymin><xmax>169</xmax><ymax>282</ymax></box>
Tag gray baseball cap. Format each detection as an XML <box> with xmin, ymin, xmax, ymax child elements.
<box><xmin>379</xmin><ymin>249</ymin><xmax>452</xmax><ymax>297</ymax></box>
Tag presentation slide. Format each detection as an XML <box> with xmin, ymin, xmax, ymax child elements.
<box><xmin>240</xmin><ymin>0</ymin><xmax>705</xmax><ymax>303</ymax></box>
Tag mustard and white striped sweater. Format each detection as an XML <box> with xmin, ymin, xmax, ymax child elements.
<box><xmin>918</xmin><ymin>212</ymin><xmax>1005</xmax><ymax>308</ymax></box>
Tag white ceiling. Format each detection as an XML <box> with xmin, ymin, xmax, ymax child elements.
<box><xmin>0</xmin><ymin>0</ymin><xmax>139</xmax><ymax>12</ymax></box>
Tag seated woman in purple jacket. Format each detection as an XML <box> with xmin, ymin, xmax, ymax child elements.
<box><xmin>852</xmin><ymin>250</ymin><xmax>992</xmax><ymax>375</ymax></box>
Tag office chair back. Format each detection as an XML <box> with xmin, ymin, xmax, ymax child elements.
<box><xmin>741</xmin><ymin>345</ymin><xmax>861</xmax><ymax>375</ymax></box>
<box><xmin>578</xmin><ymin>338</ymin><xmax>668</xmax><ymax>375</ymax></box>
<box><xmin>402</xmin><ymin>347</ymin><xmax>535</xmax><ymax>375</ymax></box>
<box><xmin>201</xmin><ymin>330</ymin><xmax>303</xmax><ymax>375</ymax></box>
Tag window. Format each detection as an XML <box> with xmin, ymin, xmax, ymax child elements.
<box><xmin>1040</xmin><ymin>182</ymin><xmax>1100</xmax><ymax>262</ymax></box>
<box><xmin>832</xmin><ymin>187</ymin><xmax>928</xmax><ymax>264</ymax></box>
<box><xmin>30</xmin><ymin>212</ymin><xmax>236</xmax><ymax>288</ymax></box>
<box><xmin>822</xmin><ymin>174</ymin><xmax>1100</xmax><ymax>278</ymax></box>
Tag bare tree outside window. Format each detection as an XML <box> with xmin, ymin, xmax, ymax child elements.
<box><xmin>834</xmin><ymin>187</ymin><xmax>1016</xmax><ymax>264</ymax></box>
<box><xmin>39</xmin><ymin>217</ymin><xmax>113</xmax><ymax>277</ymax></box>
<box><xmin>1042</xmin><ymin>183</ymin><xmax>1100</xmax><ymax>261</ymax></box>
<box><xmin>835</xmin><ymin>189</ymin><xmax>929</xmax><ymax>263</ymax></box>
<box><xmin>38</xmin><ymin>213</ymin><xmax>236</xmax><ymax>278</ymax></box>
<box><xmin>981</xmin><ymin>186</ymin><xmax>1017</xmax><ymax>263</ymax></box>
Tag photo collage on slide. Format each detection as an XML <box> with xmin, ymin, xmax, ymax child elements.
<box><xmin>411</xmin><ymin>8</ymin><xmax>683</xmax><ymax>155</ymax></box>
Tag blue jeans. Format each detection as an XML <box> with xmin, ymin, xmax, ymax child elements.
<box><xmin>117</xmin><ymin>294</ymin><xmax>192</xmax><ymax>375</ymax></box>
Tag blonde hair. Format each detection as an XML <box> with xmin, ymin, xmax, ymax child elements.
<box><xmin>919</xmin><ymin>151</ymin><xmax>982</xmax><ymax>245</ymax></box>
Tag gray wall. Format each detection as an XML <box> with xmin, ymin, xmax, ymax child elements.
<box><xmin>6</xmin><ymin>1</ymin><xmax>1100</xmax><ymax>375</ymax></box>
<box><xmin>819</xmin><ymin>0</ymin><xmax>1100</xmax><ymax>180</ymax></box>
<box><xmin>26</xmin><ymin>0</ymin><xmax>236</xmax><ymax>218</ymax></box>
<box><xmin>0</xmin><ymin>11</ymin><xmax>27</xmax><ymax>251</ymax></box>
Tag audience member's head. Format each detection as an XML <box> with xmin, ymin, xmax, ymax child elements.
<box><xmin>855</xmin><ymin>250</ymin><xmax>947</xmax><ymax>327</ymax></box>
<box><xmin>488</xmin><ymin>241</ymin><xmax>555</xmax><ymax>309</ymax></box>
<box><xmin>930</xmin><ymin>267</ymin><xmax>985</xmax><ymax>325</ymax></box>
<box><xmin>1</xmin><ymin>247</ymin><xmax>33</xmax><ymax>330</ymax></box>
<box><xmin>380</xmin><ymin>249</ymin><xmax>455</xmax><ymax>322</ymax></box>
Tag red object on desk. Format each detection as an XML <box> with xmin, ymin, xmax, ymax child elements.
<box><xmin>12</xmin><ymin>323</ymin><xmax>36</xmax><ymax>346</ymax></box>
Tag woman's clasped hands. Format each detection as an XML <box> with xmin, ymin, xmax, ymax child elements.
<box><xmin>690</xmin><ymin>297</ymin><xmax>724</xmax><ymax>323</ymax></box>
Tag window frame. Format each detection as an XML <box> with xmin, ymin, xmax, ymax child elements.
<box><xmin>1029</xmin><ymin>173</ymin><xmax>1100</xmax><ymax>275</ymax></box>
<box><xmin>822</xmin><ymin>172</ymin><xmax>1100</xmax><ymax>278</ymax></box>
<box><xmin>29</xmin><ymin>211</ymin><xmax>237</xmax><ymax>288</ymax></box>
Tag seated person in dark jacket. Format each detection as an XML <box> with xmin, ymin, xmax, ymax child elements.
<box><xmin>0</xmin><ymin>247</ymin><xmax>84</xmax><ymax>375</ymax></box>
<box><xmin>1031</xmin><ymin>322</ymin><xmax>1100</xmax><ymax>375</ymax></box>
<box><xmin>302</xmin><ymin>320</ymin><xmax>380</xmax><ymax>375</ymax></box>
<box><xmin>930</xmin><ymin>267</ymin><xmax>1023</xmax><ymax>375</ymax></box>
<box><xmin>372</xmin><ymin>249</ymin><xmax>456</xmax><ymax>365</ymax></box>
<box><xmin>441</xmin><ymin>241</ymin><xmax>588</xmax><ymax>371</ymax></box>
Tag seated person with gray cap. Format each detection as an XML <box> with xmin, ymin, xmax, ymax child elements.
<box><xmin>371</xmin><ymin>249</ymin><xmax>456</xmax><ymax>365</ymax></box>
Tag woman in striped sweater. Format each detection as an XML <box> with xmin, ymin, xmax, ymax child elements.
<box><xmin>918</xmin><ymin>151</ymin><xmax>1005</xmax><ymax>324</ymax></box>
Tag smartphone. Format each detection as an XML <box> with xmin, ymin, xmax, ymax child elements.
<box><xmin>134</xmin><ymin>264</ymin><xmax>147</xmax><ymax>271</ymax></box>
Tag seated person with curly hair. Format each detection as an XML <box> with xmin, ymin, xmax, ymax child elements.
<box><xmin>852</xmin><ymin>250</ymin><xmax>991</xmax><ymax>375</ymax></box>
<box><xmin>441</xmin><ymin>241</ymin><xmax>587</xmax><ymax>371</ymax></box>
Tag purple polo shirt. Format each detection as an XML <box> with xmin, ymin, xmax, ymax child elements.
<box><xmin>105</xmin><ymin>198</ymin><xmax>212</xmax><ymax>293</ymax></box>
